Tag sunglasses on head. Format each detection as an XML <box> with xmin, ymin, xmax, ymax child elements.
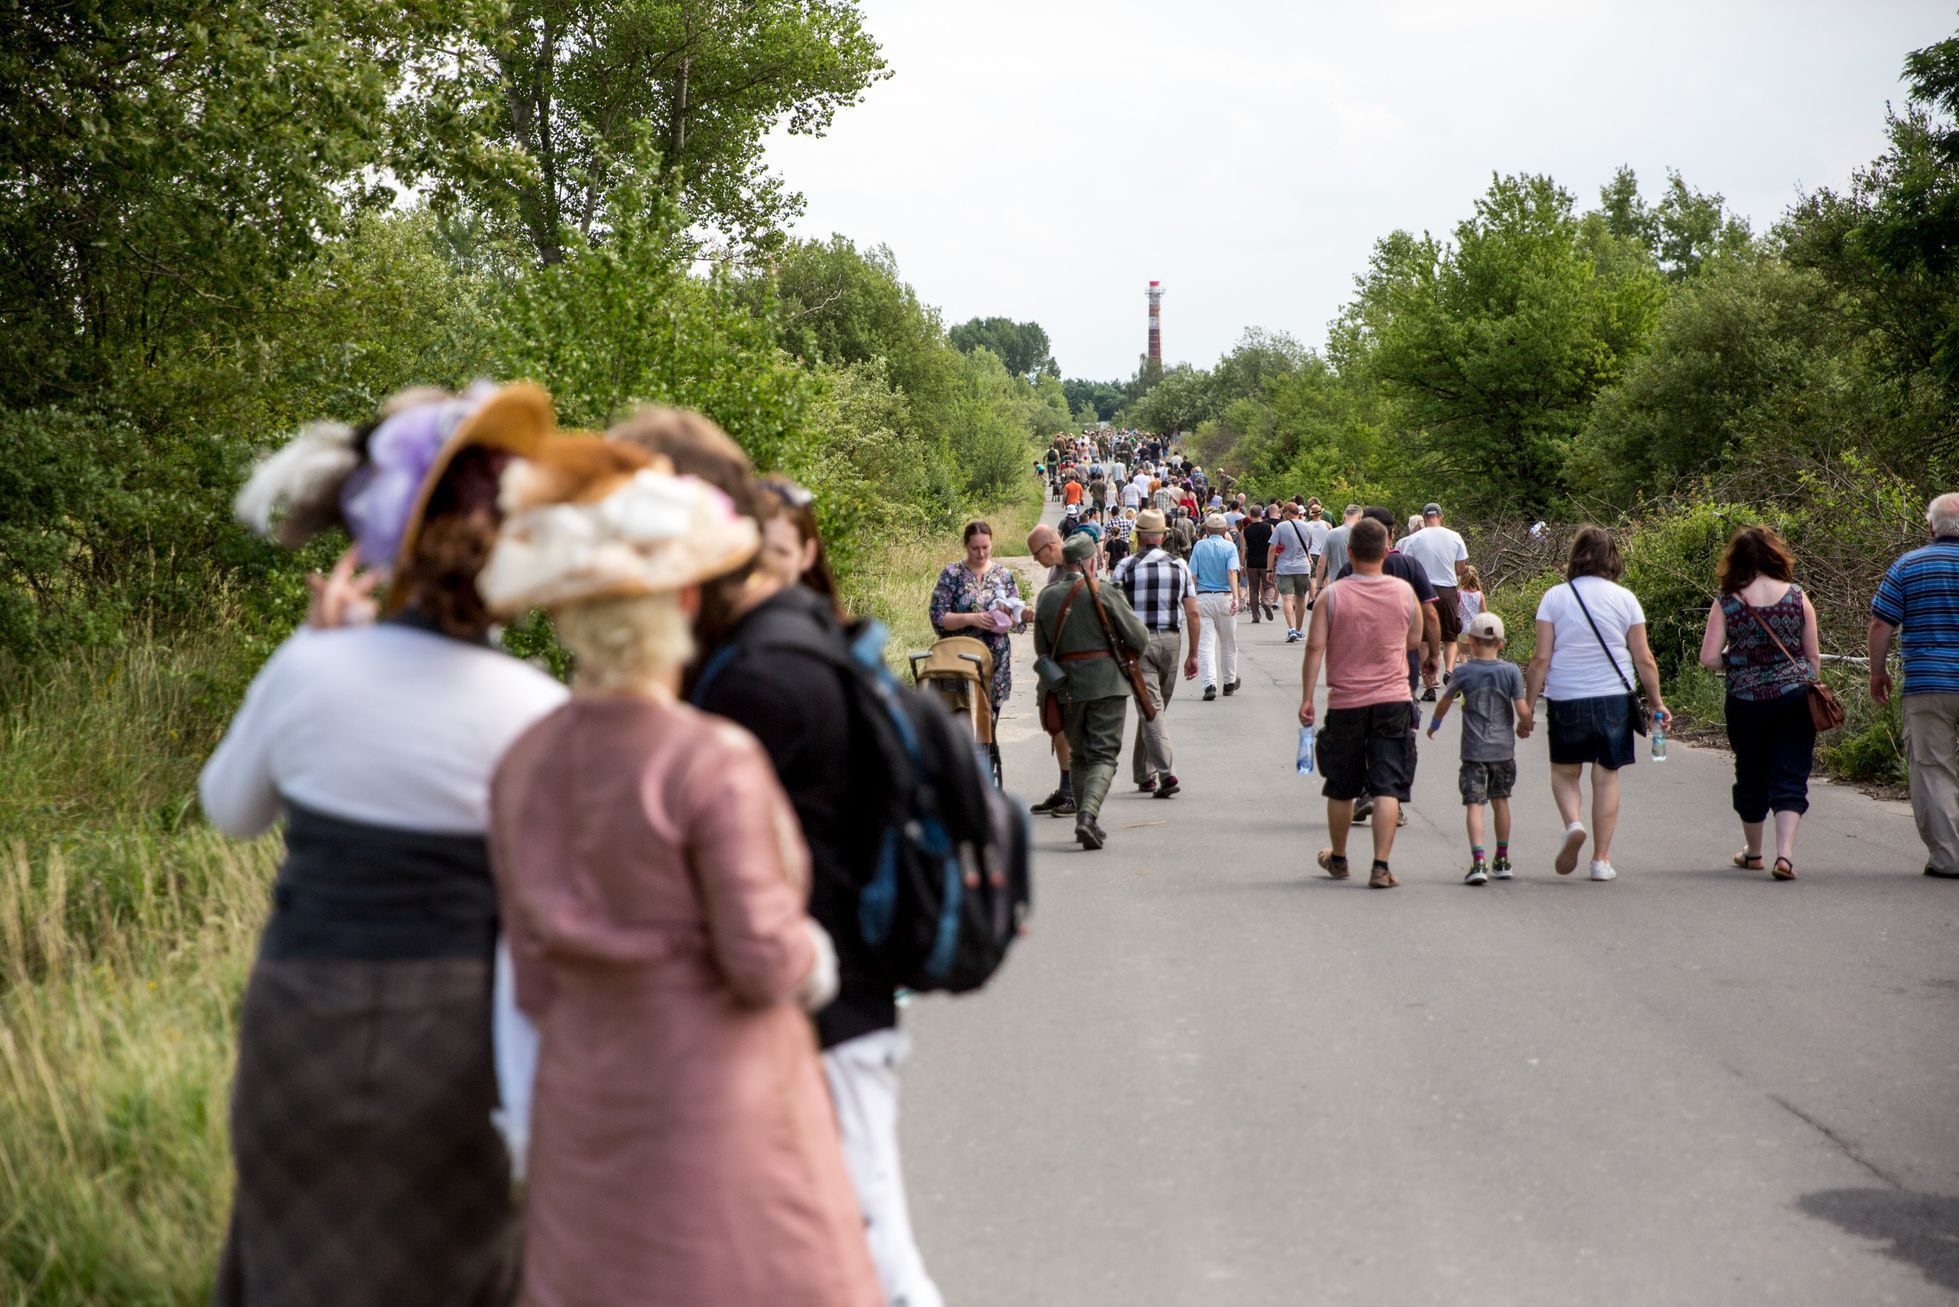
<box><xmin>761</xmin><ymin>478</ymin><xmax>814</xmax><ymax>509</ymax></box>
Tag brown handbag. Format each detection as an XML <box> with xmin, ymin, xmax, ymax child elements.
<box><xmin>1741</xmin><ymin>602</ymin><xmax>1844</xmax><ymax>733</ymax></box>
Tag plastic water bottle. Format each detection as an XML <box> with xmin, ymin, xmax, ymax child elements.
<box><xmin>1297</xmin><ymin>725</ymin><xmax>1317</xmax><ymax>776</ymax></box>
<box><xmin>1650</xmin><ymin>718</ymin><xmax>1668</xmax><ymax>763</ymax></box>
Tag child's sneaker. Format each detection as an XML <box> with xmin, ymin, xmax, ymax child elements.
<box><xmin>1464</xmin><ymin>860</ymin><xmax>1489</xmax><ymax>886</ymax></box>
<box><xmin>1490</xmin><ymin>856</ymin><xmax>1513</xmax><ymax>880</ymax></box>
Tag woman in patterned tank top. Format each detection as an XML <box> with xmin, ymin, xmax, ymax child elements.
<box><xmin>1699</xmin><ymin>527</ymin><xmax>1821</xmax><ymax>880</ymax></box>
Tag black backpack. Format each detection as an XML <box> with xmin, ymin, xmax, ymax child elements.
<box><xmin>693</xmin><ymin>614</ymin><xmax>1031</xmax><ymax>995</ymax></box>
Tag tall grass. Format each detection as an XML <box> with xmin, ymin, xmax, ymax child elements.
<box><xmin>0</xmin><ymin>477</ymin><xmax>1045</xmax><ymax>1304</ymax></box>
<box><xmin>839</xmin><ymin>474</ymin><xmax>1045</xmax><ymax>663</ymax></box>
<box><xmin>0</xmin><ymin>835</ymin><xmax>272</xmax><ymax>1304</ymax></box>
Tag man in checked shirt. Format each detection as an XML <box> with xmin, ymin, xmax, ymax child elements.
<box><xmin>1111</xmin><ymin>509</ymin><xmax>1201</xmax><ymax>798</ymax></box>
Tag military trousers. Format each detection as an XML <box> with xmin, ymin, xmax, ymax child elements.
<box><xmin>1063</xmin><ymin>695</ymin><xmax>1129</xmax><ymax>822</ymax></box>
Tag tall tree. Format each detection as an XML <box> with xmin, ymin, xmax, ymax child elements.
<box><xmin>948</xmin><ymin>317</ymin><xmax>1056</xmax><ymax>377</ymax></box>
<box><xmin>1362</xmin><ymin>174</ymin><xmax>1666</xmax><ymax>511</ymax></box>
<box><xmin>0</xmin><ymin>0</ymin><xmax>502</xmax><ymax>406</ymax></box>
<box><xmin>485</xmin><ymin>0</ymin><xmax>888</xmax><ymax>262</ymax></box>
<box><xmin>763</xmin><ymin>235</ymin><xmax>958</xmax><ymax>419</ymax></box>
<box><xmin>1130</xmin><ymin>364</ymin><xmax>1215</xmax><ymax>435</ymax></box>
<box><xmin>1210</xmin><ymin>328</ymin><xmax>1308</xmax><ymax>405</ymax></box>
<box><xmin>1595</xmin><ymin>166</ymin><xmax>1751</xmax><ymax>281</ymax></box>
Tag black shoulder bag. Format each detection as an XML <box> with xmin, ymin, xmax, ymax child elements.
<box><xmin>1566</xmin><ymin>580</ymin><xmax>1651</xmax><ymax>736</ymax></box>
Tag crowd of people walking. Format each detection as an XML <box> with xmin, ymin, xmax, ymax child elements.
<box><xmin>196</xmin><ymin>402</ymin><xmax>1955</xmax><ymax>1306</ymax></box>
<box><xmin>1038</xmin><ymin>432</ymin><xmax>1958</xmax><ymax>892</ymax></box>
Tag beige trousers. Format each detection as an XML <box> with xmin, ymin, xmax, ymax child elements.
<box><xmin>1903</xmin><ymin>692</ymin><xmax>1959</xmax><ymax>875</ymax></box>
<box><xmin>1130</xmin><ymin>628</ymin><xmax>1183</xmax><ymax>784</ymax></box>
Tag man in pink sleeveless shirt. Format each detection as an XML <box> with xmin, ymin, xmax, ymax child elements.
<box><xmin>1298</xmin><ymin>518</ymin><xmax>1424</xmax><ymax>888</ymax></box>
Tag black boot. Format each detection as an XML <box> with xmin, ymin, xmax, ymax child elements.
<box><xmin>1075</xmin><ymin>815</ymin><xmax>1106</xmax><ymax>850</ymax></box>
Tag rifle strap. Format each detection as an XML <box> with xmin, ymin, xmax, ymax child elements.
<box><xmin>1044</xmin><ymin>578</ymin><xmax>1085</xmax><ymax>655</ymax></box>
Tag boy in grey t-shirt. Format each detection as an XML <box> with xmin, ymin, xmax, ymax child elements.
<box><xmin>1426</xmin><ymin>612</ymin><xmax>1532</xmax><ymax>885</ymax></box>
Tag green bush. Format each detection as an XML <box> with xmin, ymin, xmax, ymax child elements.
<box><xmin>1820</xmin><ymin>677</ymin><xmax>1908</xmax><ymax>786</ymax></box>
<box><xmin>1486</xmin><ymin>568</ymin><xmax>1562</xmax><ymax>666</ymax></box>
<box><xmin>1618</xmin><ymin>499</ymin><xmax>1760</xmax><ymax>678</ymax></box>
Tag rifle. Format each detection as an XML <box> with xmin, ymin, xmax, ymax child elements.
<box><xmin>1084</xmin><ymin>573</ymin><xmax>1157</xmax><ymax>722</ymax></box>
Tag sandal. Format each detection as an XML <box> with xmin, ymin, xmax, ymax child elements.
<box><xmin>1732</xmin><ymin>852</ymin><xmax>1764</xmax><ymax>870</ymax></box>
<box><xmin>1772</xmin><ymin>857</ymin><xmax>1796</xmax><ymax>881</ymax></box>
<box><xmin>1317</xmin><ymin>849</ymin><xmax>1351</xmax><ymax>880</ymax></box>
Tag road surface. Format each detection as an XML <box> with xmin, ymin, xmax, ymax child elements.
<box><xmin>898</xmin><ymin>504</ymin><xmax>1959</xmax><ymax>1305</ymax></box>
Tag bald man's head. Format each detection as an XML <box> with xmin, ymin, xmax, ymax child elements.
<box><xmin>1028</xmin><ymin>524</ymin><xmax>1063</xmax><ymax>568</ymax></box>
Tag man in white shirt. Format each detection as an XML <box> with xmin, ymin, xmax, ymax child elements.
<box><xmin>1400</xmin><ymin>501</ymin><xmax>1470</xmax><ymax>692</ymax></box>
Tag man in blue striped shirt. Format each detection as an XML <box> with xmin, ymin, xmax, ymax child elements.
<box><xmin>1871</xmin><ymin>491</ymin><xmax>1959</xmax><ymax>878</ymax></box>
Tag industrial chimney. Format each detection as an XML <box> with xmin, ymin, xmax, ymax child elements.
<box><xmin>1146</xmin><ymin>280</ymin><xmax>1163</xmax><ymax>377</ymax></box>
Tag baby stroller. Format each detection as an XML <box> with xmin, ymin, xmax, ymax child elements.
<box><xmin>909</xmin><ymin>635</ymin><xmax>1002</xmax><ymax>787</ymax></box>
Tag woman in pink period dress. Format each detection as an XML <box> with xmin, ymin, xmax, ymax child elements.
<box><xmin>479</xmin><ymin>436</ymin><xmax>878</xmax><ymax>1307</ymax></box>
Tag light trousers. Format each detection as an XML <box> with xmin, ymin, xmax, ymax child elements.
<box><xmin>1903</xmin><ymin>691</ymin><xmax>1959</xmax><ymax>875</ymax></box>
<box><xmin>1196</xmin><ymin>592</ymin><xmax>1238</xmax><ymax>689</ymax></box>
<box><xmin>823</xmin><ymin>1029</ymin><xmax>942</xmax><ymax>1307</ymax></box>
<box><xmin>1131</xmin><ymin>628</ymin><xmax>1183</xmax><ymax>783</ymax></box>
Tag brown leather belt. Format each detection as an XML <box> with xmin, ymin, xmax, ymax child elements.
<box><xmin>1059</xmin><ymin>650</ymin><xmax>1112</xmax><ymax>661</ymax></box>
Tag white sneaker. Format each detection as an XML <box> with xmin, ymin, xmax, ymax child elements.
<box><xmin>1589</xmin><ymin>860</ymin><xmax>1617</xmax><ymax>881</ymax></box>
<box><xmin>1554</xmin><ymin>823</ymin><xmax>1587</xmax><ymax>876</ymax></box>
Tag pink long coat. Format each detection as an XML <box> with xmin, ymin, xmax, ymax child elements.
<box><xmin>489</xmin><ymin>695</ymin><xmax>878</xmax><ymax>1307</ymax></box>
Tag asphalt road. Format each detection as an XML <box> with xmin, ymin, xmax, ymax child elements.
<box><xmin>897</xmin><ymin>504</ymin><xmax>1959</xmax><ymax>1306</ymax></box>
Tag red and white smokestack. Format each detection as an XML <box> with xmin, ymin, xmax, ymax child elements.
<box><xmin>1146</xmin><ymin>280</ymin><xmax>1163</xmax><ymax>370</ymax></box>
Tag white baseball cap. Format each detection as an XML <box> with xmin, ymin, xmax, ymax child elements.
<box><xmin>1466</xmin><ymin>612</ymin><xmax>1505</xmax><ymax>642</ymax></box>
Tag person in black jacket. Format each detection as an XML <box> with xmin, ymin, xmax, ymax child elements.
<box><xmin>611</xmin><ymin>406</ymin><xmax>942</xmax><ymax>1307</ymax></box>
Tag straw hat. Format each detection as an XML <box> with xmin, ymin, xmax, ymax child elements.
<box><xmin>477</xmin><ymin>436</ymin><xmax>760</xmax><ymax>615</ymax></box>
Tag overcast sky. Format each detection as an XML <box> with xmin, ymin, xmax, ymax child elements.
<box><xmin>765</xmin><ymin>0</ymin><xmax>1952</xmax><ymax>381</ymax></box>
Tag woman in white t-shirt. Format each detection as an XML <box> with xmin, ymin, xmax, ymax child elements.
<box><xmin>1522</xmin><ymin>526</ymin><xmax>1670</xmax><ymax>882</ymax></box>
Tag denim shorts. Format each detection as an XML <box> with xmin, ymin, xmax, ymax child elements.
<box><xmin>1546</xmin><ymin>694</ymin><xmax>1637</xmax><ymax>770</ymax></box>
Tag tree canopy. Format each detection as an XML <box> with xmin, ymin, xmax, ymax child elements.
<box><xmin>483</xmin><ymin>0</ymin><xmax>889</xmax><ymax>262</ymax></box>
<box><xmin>948</xmin><ymin>317</ymin><xmax>1057</xmax><ymax>378</ymax></box>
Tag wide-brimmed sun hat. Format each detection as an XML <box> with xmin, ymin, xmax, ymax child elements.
<box><xmin>375</xmin><ymin>384</ymin><xmax>579</xmax><ymax>613</ymax></box>
<box><xmin>234</xmin><ymin>382</ymin><xmax>577</xmax><ymax>612</ymax></box>
<box><xmin>477</xmin><ymin>436</ymin><xmax>759</xmax><ymax>615</ymax></box>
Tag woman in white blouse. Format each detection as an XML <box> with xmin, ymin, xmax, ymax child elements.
<box><xmin>201</xmin><ymin>385</ymin><xmax>568</xmax><ymax>1306</ymax></box>
<box><xmin>1522</xmin><ymin>526</ymin><xmax>1670</xmax><ymax>882</ymax></box>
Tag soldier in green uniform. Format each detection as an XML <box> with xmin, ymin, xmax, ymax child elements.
<box><xmin>1034</xmin><ymin>533</ymin><xmax>1151</xmax><ymax>850</ymax></box>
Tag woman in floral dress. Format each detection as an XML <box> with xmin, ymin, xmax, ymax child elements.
<box><xmin>928</xmin><ymin>519</ymin><xmax>1025</xmax><ymax>718</ymax></box>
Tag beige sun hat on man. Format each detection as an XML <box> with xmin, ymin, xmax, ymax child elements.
<box><xmin>477</xmin><ymin>436</ymin><xmax>760</xmax><ymax>615</ymax></box>
<box><xmin>1134</xmin><ymin>508</ymin><xmax>1168</xmax><ymax>534</ymax></box>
